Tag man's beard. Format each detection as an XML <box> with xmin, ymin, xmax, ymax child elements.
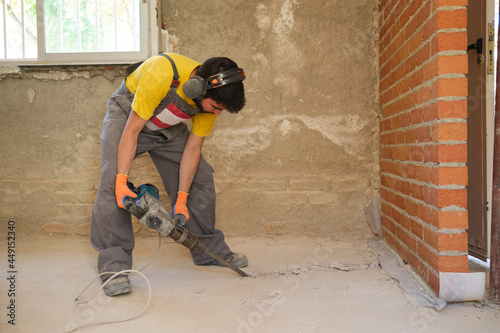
<box><xmin>194</xmin><ymin>99</ymin><xmax>211</xmax><ymax>113</ymax></box>
<box><xmin>194</xmin><ymin>99</ymin><xmax>205</xmax><ymax>112</ymax></box>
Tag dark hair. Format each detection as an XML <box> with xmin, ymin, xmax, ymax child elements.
<box><xmin>197</xmin><ymin>57</ymin><xmax>246</xmax><ymax>113</ymax></box>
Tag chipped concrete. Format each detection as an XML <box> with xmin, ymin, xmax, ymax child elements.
<box><xmin>0</xmin><ymin>65</ymin><xmax>21</xmax><ymax>75</ymax></box>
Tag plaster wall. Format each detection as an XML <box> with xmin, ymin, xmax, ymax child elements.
<box><xmin>0</xmin><ymin>0</ymin><xmax>380</xmax><ymax>239</ymax></box>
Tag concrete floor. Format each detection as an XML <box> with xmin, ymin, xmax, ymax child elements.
<box><xmin>1</xmin><ymin>235</ymin><xmax>499</xmax><ymax>333</ymax></box>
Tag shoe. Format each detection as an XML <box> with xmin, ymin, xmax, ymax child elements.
<box><xmin>103</xmin><ymin>275</ymin><xmax>131</xmax><ymax>297</ymax></box>
<box><xmin>200</xmin><ymin>252</ymin><xmax>248</xmax><ymax>268</ymax></box>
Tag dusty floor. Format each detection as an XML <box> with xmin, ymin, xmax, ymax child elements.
<box><xmin>1</xmin><ymin>235</ymin><xmax>499</xmax><ymax>333</ymax></box>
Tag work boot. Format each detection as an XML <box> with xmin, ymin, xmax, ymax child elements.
<box><xmin>200</xmin><ymin>252</ymin><xmax>248</xmax><ymax>268</ymax></box>
<box><xmin>103</xmin><ymin>275</ymin><xmax>131</xmax><ymax>297</ymax></box>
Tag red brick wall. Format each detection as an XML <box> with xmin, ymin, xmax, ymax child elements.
<box><xmin>379</xmin><ymin>0</ymin><xmax>468</xmax><ymax>293</ymax></box>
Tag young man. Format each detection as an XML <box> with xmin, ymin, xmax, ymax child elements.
<box><xmin>90</xmin><ymin>53</ymin><xmax>247</xmax><ymax>297</ymax></box>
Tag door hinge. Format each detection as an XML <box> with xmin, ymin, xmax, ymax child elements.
<box><xmin>488</xmin><ymin>23</ymin><xmax>494</xmax><ymax>74</ymax></box>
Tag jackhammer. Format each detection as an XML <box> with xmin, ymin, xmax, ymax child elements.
<box><xmin>123</xmin><ymin>183</ymin><xmax>248</xmax><ymax>277</ymax></box>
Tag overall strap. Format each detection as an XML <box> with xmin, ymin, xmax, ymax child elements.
<box><xmin>157</xmin><ymin>53</ymin><xmax>180</xmax><ymax>88</ymax></box>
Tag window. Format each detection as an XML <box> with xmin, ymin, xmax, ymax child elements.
<box><xmin>1</xmin><ymin>0</ymin><xmax>159</xmax><ymax>65</ymax></box>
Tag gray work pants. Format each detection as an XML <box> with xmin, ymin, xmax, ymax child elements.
<box><xmin>90</xmin><ymin>82</ymin><xmax>230</xmax><ymax>277</ymax></box>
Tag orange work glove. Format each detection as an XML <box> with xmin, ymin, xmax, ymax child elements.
<box><xmin>115</xmin><ymin>174</ymin><xmax>137</xmax><ymax>209</ymax></box>
<box><xmin>171</xmin><ymin>191</ymin><xmax>190</xmax><ymax>225</ymax></box>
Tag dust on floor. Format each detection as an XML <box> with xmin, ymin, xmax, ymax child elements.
<box><xmin>1</xmin><ymin>235</ymin><xmax>499</xmax><ymax>333</ymax></box>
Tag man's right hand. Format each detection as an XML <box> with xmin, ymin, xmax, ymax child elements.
<box><xmin>115</xmin><ymin>174</ymin><xmax>137</xmax><ymax>209</ymax></box>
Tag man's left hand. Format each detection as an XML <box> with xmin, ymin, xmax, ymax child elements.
<box><xmin>172</xmin><ymin>191</ymin><xmax>190</xmax><ymax>225</ymax></box>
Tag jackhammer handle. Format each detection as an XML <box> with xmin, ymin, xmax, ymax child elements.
<box><xmin>173</xmin><ymin>214</ymin><xmax>187</xmax><ymax>226</ymax></box>
<box><xmin>124</xmin><ymin>197</ymin><xmax>147</xmax><ymax>219</ymax></box>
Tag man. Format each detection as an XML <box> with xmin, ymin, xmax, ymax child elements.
<box><xmin>90</xmin><ymin>53</ymin><xmax>247</xmax><ymax>297</ymax></box>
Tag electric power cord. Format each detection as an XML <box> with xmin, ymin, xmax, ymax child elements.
<box><xmin>66</xmin><ymin>233</ymin><xmax>162</xmax><ymax>332</ymax></box>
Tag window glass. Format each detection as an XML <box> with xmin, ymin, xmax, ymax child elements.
<box><xmin>0</xmin><ymin>0</ymin><xmax>151</xmax><ymax>64</ymax></box>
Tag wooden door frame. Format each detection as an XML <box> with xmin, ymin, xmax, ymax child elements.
<box><xmin>467</xmin><ymin>0</ymin><xmax>492</xmax><ymax>261</ymax></box>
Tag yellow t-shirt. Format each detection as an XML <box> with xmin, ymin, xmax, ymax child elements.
<box><xmin>125</xmin><ymin>53</ymin><xmax>217</xmax><ymax>137</ymax></box>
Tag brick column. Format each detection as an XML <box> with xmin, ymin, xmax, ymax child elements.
<box><xmin>379</xmin><ymin>0</ymin><xmax>468</xmax><ymax>293</ymax></box>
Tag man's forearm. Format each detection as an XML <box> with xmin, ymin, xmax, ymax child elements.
<box><xmin>178</xmin><ymin>147</ymin><xmax>201</xmax><ymax>193</ymax></box>
<box><xmin>117</xmin><ymin>110</ymin><xmax>147</xmax><ymax>175</ymax></box>
<box><xmin>178</xmin><ymin>133</ymin><xmax>205</xmax><ymax>193</ymax></box>
<box><xmin>117</xmin><ymin>133</ymin><xmax>138</xmax><ymax>175</ymax></box>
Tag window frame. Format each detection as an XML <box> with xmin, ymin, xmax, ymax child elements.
<box><xmin>1</xmin><ymin>0</ymin><xmax>159</xmax><ymax>66</ymax></box>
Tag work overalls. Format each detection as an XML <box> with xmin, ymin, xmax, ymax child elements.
<box><xmin>90</xmin><ymin>54</ymin><xmax>231</xmax><ymax>277</ymax></box>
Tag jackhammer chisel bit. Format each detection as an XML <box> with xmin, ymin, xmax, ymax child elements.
<box><xmin>124</xmin><ymin>184</ymin><xmax>248</xmax><ymax>278</ymax></box>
